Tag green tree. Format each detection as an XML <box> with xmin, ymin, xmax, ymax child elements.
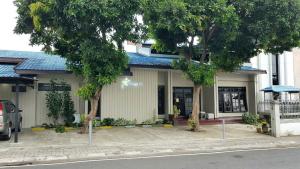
<box><xmin>143</xmin><ymin>0</ymin><xmax>300</xmax><ymax>131</ymax></box>
<box><xmin>61</xmin><ymin>82</ymin><xmax>76</xmax><ymax>126</ymax></box>
<box><xmin>46</xmin><ymin>79</ymin><xmax>62</xmax><ymax>125</ymax></box>
<box><xmin>14</xmin><ymin>0</ymin><xmax>143</xmax><ymax>132</ymax></box>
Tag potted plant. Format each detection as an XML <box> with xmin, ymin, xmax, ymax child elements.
<box><xmin>256</xmin><ymin>123</ymin><xmax>262</xmax><ymax>133</ymax></box>
<box><xmin>125</xmin><ymin>119</ymin><xmax>137</xmax><ymax>128</ymax></box>
<box><xmin>188</xmin><ymin>118</ymin><xmax>196</xmax><ymax>131</ymax></box>
<box><xmin>261</xmin><ymin>120</ymin><xmax>269</xmax><ymax>133</ymax></box>
<box><xmin>173</xmin><ymin>105</ymin><xmax>181</xmax><ymax>125</ymax></box>
<box><xmin>142</xmin><ymin>119</ymin><xmax>153</xmax><ymax>128</ymax></box>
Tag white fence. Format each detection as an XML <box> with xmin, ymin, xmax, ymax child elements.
<box><xmin>265</xmin><ymin>101</ymin><xmax>300</xmax><ymax>137</ymax></box>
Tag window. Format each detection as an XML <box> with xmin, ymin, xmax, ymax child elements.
<box><xmin>173</xmin><ymin>87</ymin><xmax>193</xmax><ymax>117</ymax></box>
<box><xmin>218</xmin><ymin>87</ymin><xmax>247</xmax><ymax>113</ymax></box>
<box><xmin>38</xmin><ymin>83</ymin><xmax>71</xmax><ymax>91</ymax></box>
<box><xmin>272</xmin><ymin>54</ymin><xmax>279</xmax><ymax>85</ymax></box>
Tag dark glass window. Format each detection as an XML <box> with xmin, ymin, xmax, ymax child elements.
<box><xmin>173</xmin><ymin>87</ymin><xmax>193</xmax><ymax>117</ymax></box>
<box><xmin>272</xmin><ymin>54</ymin><xmax>279</xmax><ymax>85</ymax></box>
<box><xmin>218</xmin><ymin>87</ymin><xmax>247</xmax><ymax>113</ymax></box>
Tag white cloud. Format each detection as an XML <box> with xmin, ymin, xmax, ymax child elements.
<box><xmin>0</xmin><ymin>0</ymin><xmax>41</xmax><ymax>51</ymax></box>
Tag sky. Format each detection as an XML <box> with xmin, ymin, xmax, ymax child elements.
<box><xmin>0</xmin><ymin>0</ymin><xmax>42</xmax><ymax>51</ymax></box>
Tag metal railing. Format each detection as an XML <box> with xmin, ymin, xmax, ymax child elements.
<box><xmin>258</xmin><ymin>100</ymin><xmax>300</xmax><ymax>119</ymax></box>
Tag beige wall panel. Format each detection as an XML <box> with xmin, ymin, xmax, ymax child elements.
<box><xmin>101</xmin><ymin>68</ymin><xmax>158</xmax><ymax>123</ymax></box>
<box><xmin>172</xmin><ymin>71</ymin><xmax>194</xmax><ymax>87</ymax></box>
<box><xmin>216</xmin><ymin>73</ymin><xmax>256</xmax><ymax>116</ymax></box>
<box><xmin>0</xmin><ymin>84</ymin><xmax>36</xmax><ymax>128</ymax></box>
<box><xmin>36</xmin><ymin>74</ymin><xmax>82</xmax><ymax>126</ymax></box>
<box><xmin>203</xmin><ymin>86</ymin><xmax>215</xmax><ymax>114</ymax></box>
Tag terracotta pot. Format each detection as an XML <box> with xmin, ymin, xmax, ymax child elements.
<box><xmin>262</xmin><ymin>124</ymin><xmax>268</xmax><ymax>133</ymax></box>
<box><xmin>256</xmin><ymin>127</ymin><xmax>262</xmax><ymax>133</ymax></box>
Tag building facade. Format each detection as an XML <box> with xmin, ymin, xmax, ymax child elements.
<box><xmin>0</xmin><ymin>46</ymin><xmax>265</xmax><ymax>128</ymax></box>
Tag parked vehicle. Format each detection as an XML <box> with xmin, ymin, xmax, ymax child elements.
<box><xmin>0</xmin><ymin>100</ymin><xmax>22</xmax><ymax>140</ymax></box>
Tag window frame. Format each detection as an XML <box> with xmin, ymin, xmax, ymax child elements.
<box><xmin>218</xmin><ymin>87</ymin><xmax>248</xmax><ymax>113</ymax></box>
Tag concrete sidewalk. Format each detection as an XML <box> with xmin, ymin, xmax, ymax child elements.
<box><xmin>0</xmin><ymin>124</ymin><xmax>299</xmax><ymax>166</ymax></box>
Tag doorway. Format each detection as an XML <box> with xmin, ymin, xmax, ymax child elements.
<box><xmin>173</xmin><ymin>87</ymin><xmax>193</xmax><ymax>117</ymax></box>
<box><xmin>158</xmin><ymin>86</ymin><xmax>165</xmax><ymax>115</ymax></box>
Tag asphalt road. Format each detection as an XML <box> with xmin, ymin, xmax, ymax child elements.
<box><xmin>2</xmin><ymin>148</ymin><xmax>300</xmax><ymax>169</ymax></box>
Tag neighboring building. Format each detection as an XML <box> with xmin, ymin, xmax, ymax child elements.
<box><xmin>0</xmin><ymin>44</ymin><xmax>265</xmax><ymax>128</ymax></box>
<box><xmin>250</xmin><ymin>49</ymin><xmax>299</xmax><ymax>101</ymax></box>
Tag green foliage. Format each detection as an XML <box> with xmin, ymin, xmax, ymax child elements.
<box><xmin>187</xmin><ymin>118</ymin><xmax>196</xmax><ymax>131</ymax></box>
<box><xmin>61</xmin><ymin>82</ymin><xmax>76</xmax><ymax>125</ymax></box>
<box><xmin>46</xmin><ymin>79</ymin><xmax>62</xmax><ymax>125</ymax></box>
<box><xmin>144</xmin><ymin>0</ymin><xmax>300</xmax><ymax>84</ymax></box>
<box><xmin>113</xmin><ymin>118</ymin><xmax>130</xmax><ymax>126</ymax></box>
<box><xmin>142</xmin><ymin>119</ymin><xmax>154</xmax><ymax>125</ymax></box>
<box><xmin>173</xmin><ymin>105</ymin><xmax>181</xmax><ymax>118</ymax></box>
<box><xmin>55</xmin><ymin>125</ymin><xmax>65</xmax><ymax>133</ymax></box>
<box><xmin>242</xmin><ymin>113</ymin><xmax>259</xmax><ymax>125</ymax></box>
<box><xmin>14</xmin><ymin>0</ymin><xmax>144</xmax><ymax>105</ymax></box>
<box><xmin>45</xmin><ymin>79</ymin><xmax>75</xmax><ymax>125</ymax></box>
<box><xmin>92</xmin><ymin>119</ymin><xmax>102</xmax><ymax>127</ymax></box>
<box><xmin>101</xmin><ymin>118</ymin><xmax>115</xmax><ymax>126</ymax></box>
<box><xmin>173</xmin><ymin>59</ymin><xmax>216</xmax><ymax>86</ymax></box>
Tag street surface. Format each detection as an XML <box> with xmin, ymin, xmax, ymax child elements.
<box><xmin>2</xmin><ymin>147</ymin><xmax>300</xmax><ymax>169</ymax></box>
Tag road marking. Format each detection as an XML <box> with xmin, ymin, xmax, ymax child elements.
<box><xmin>1</xmin><ymin>146</ymin><xmax>300</xmax><ymax>168</ymax></box>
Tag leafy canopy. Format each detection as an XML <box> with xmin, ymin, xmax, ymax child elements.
<box><xmin>143</xmin><ymin>0</ymin><xmax>300</xmax><ymax>85</ymax></box>
<box><xmin>14</xmin><ymin>0</ymin><xmax>143</xmax><ymax>99</ymax></box>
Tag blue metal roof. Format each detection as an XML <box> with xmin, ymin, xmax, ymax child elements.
<box><xmin>0</xmin><ymin>50</ymin><xmax>265</xmax><ymax>74</ymax></box>
<box><xmin>0</xmin><ymin>64</ymin><xmax>19</xmax><ymax>77</ymax></box>
<box><xmin>261</xmin><ymin>85</ymin><xmax>300</xmax><ymax>93</ymax></box>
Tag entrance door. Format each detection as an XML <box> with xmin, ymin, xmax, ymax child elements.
<box><xmin>158</xmin><ymin>86</ymin><xmax>165</xmax><ymax>115</ymax></box>
<box><xmin>173</xmin><ymin>87</ymin><xmax>193</xmax><ymax>117</ymax></box>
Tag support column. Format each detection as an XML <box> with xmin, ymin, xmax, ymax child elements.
<box><xmin>84</xmin><ymin>100</ymin><xmax>89</xmax><ymax>115</ymax></box>
<box><xmin>271</xmin><ymin>101</ymin><xmax>281</xmax><ymax>137</ymax></box>
<box><xmin>14</xmin><ymin>83</ymin><xmax>19</xmax><ymax>143</ymax></box>
<box><xmin>166</xmin><ymin>70</ymin><xmax>173</xmax><ymax>119</ymax></box>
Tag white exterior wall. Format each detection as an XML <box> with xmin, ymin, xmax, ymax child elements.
<box><xmin>101</xmin><ymin>68</ymin><xmax>158</xmax><ymax>123</ymax></box>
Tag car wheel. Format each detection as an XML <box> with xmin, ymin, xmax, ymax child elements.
<box><xmin>4</xmin><ymin>127</ymin><xmax>11</xmax><ymax>140</ymax></box>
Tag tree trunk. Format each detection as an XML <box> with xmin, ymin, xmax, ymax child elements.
<box><xmin>191</xmin><ymin>84</ymin><xmax>201</xmax><ymax>131</ymax></box>
<box><xmin>80</xmin><ymin>89</ymin><xmax>101</xmax><ymax>133</ymax></box>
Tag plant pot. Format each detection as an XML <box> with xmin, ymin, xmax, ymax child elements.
<box><xmin>31</xmin><ymin>127</ymin><xmax>45</xmax><ymax>132</ymax></box>
<box><xmin>124</xmin><ymin>125</ymin><xmax>136</xmax><ymax>128</ymax></box>
<box><xmin>262</xmin><ymin>124</ymin><xmax>268</xmax><ymax>133</ymax></box>
<box><xmin>163</xmin><ymin>124</ymin><xmax>173</xmax><ymax>128</ymax></box>
<box><xmin>65</xmin><ymin>127</ymin><xmax>76</xmax><ymax>132</ymax></box>
<box><xmin>99</xmin><ymin>126</ymin><xmax>113</xmax><ymax>129</ymax></box>
<box><xmin>256</xmin><ymin>127</ymin><xmax>262</xmax><ymax>133</ymax></box>
<box><xmin>142</xmin><ymin>124</ymin><xmax>152</xmax><ymax>128</ymax></box>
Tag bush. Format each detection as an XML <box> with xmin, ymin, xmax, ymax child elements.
<box><xmin>242</xmin><ymin>113</ymin><xmax>258</xmax><ymax>125</ymax></box>
<box><xmin>102</xmin><ymin>118</ymin><xmax>115</xmax><ymax>126</ymax></box>
<box><xmin>93</xmin><ymin>119</ymin><xmax>102</xmax><ymax>127</ymax></box>
<box><xmin>188</xmin><ymin>118</ymin><xmax>196</xmax><ymax>131</ymax></box>
<box><xmin>61</xmin><ymin>82</ymin><xmax>76</xmax><ymax>125</ymax></box>
<box><xmin>142</xmin><ymin>119</ymin><xmax>154</xmax><ymax>125</ymax></box>
<box><xmin>55</xmin><ymin>125</ymin><xmax>65</xmax><ymax>133</ymax></box>
<box><xmin>113</xmin><ymin>118</ymin><xmax>130</xmax><ymax>126</ymax></box>
<box><xmin>46</xmin><ymin>80</ymin><xmax>62</xmax><ymax>125</ymax></box>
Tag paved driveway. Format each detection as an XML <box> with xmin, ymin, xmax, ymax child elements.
<box><xmin>0</xmin><ymin>124</ymin><xmax>298</xmax><ymax>165</ymax></box>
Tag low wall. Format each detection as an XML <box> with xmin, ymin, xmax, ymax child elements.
<box><xmin>280</xmin><ymin>119</ymin><xmax>300</xmax><ymax>136</ymax></box>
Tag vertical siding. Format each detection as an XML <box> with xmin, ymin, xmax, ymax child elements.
<box><xmin>0</xmin><ymin>84</ymin><xmax>35</xmax><ymax>128</ymax></box>
<box><xmin>172</xmin><ymin>71</ymin><xmax>194</xmax><ymax>87</ymax></box>
<box><xmin>36</xmin><ymin>74</ymin><xmax>82</xmax><ymax>126</ymax></box>
<box><xmin>101</xmin><ymin>68</ymin><xmax>158</xmax><ymax>123</ymax></box>
<box><xmin>293</xmin><ymin>48</ymin><xmax>300</xmax><ymax>87</ymax></box>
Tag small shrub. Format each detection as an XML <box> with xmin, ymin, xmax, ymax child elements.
<box><xmin>188</xmin><ymin>118</ymin><xmax>196</xmax><ymax>131</ymax></box>
<box><xmin>142</xmin><ymin>119</ymin><xmax>154</xmax><ymax>125</ymax></box>
<box><xmin>55</xmin><ymin>125</ymin><xmax>65</xmax><ymax>133</ymax></box>
<box><xmin>242</xmin><ymin>113</ymin><xmax>258</xmax><ymax>125</ymax></box>
<box><xmin>102</xmin><ymin>118</ymin><xmax>115</xmax><ymax>126</ymax></box>
<box><xmin>173</xmin><ymin>105</ymin><xmax>181</xmax><ymax>118</ymax></box>
<box><xmin>93</xmin><ymin>119</ymin><xmax>102</xmax><ymax>127</ymax></box>
<box><xmin>113</xmin><ymin>118</ymin><xmax>130</xmax><ymax>126</ymax></box>
<box><xmin>128</xmin><ymin>119</ymin><xmax>137</xmax><ymax>126</ymax></box>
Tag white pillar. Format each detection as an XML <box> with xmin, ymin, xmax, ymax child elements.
<box><xmin>84</xmin><ymin>100</ymin><xmax>88</xmax><ymax>115</ymax></box>
<box><xmin>271</xmin><ymin>101</ymin><xmax>281</xmax><ymax>137</ymax></box>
